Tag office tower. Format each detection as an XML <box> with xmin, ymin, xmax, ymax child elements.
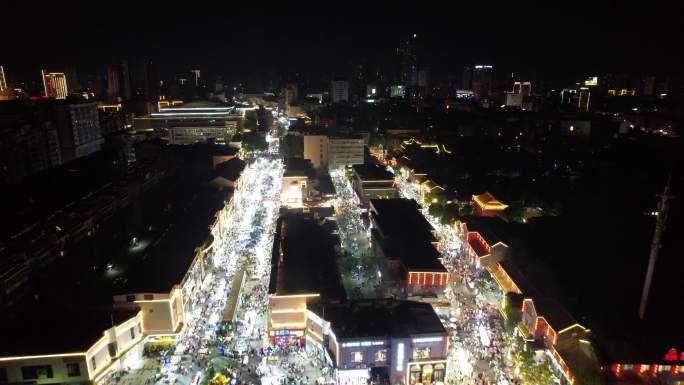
<box><xmin>41</xmin><ymin>71</ymin><xmax>68</xmax><ymax>99</ymax></box>
<box><xmin>366</xmin><ymin>83</ymin><xmax>378</xmax><ymax>98</ymax></box>
<box><xmin>577</xmin><ymin>88</ymin><xmax>591</xmax><ymax>111</ymax></box>
<box><xmin>54</xmin><ymin>101</ymin><xmax>104</xmax><ymax>161</ymax></box>
<box><xmin>0</xmin><ymin>100</ymin><xmax>63</xmax><ymax>181</ymax></box>
<box><xmin>471</xmin><ymin>65</ymin><xmax>493</xmax><ymax>101</ymax></box>
<box><xmin>510</xmin><ymin>81</ymin><xmax>531</xmax><ymax>96</ymax></box>
<box><xmin>0</xmin><ymin>65</ymin><xmax>9</xmax><ymax>100</ymax></box>
<box><xmin>0</xmin><ymin>65</ymin><xmax>7</xmax><ymax>91</ymax></box>
<box><xmin>106</xmin><ymin>65</ymin><xmax>120</xmax><ymax>101</ymax></box>
<box><xmin>191</xmin><ymin>69</ymin><xmax>201</xmax><ymax>87</ymax></box>
<box><xmin>132</xmin><ymin>59</ymin><xmax>157</xmax><ymax>101</ymax></box>
<box><xmin>390</xmin><ymin>85</ymin><xmax>406</xmax><ymax>98</ymax></box>
<box><xmin>505</xmin><ymin>81</ymin><xmax>532</xmax><ymax>108</ymax></box>
<box><xmin>283</xmin><ymin>83</ymin><xmax>298</xmax><ymax>106</ymax></box>
<box><xmin>144</xmin><ymin>60</ymin><xmax>158</xmax><ymax>100</ymax></box>
<box><xmin>330</xmin><ymin>78</ymin><xmax>349</xmax><ymax>103</ymax></box>
<box><xmin>397</xmin><ymin>33</ymin><xmax>418</xmax><ymax>86</ymax></box>
<box><xmin>120</xmin><ymin>60</ymin><xmax>132</xmax><ymax>101</ymax></box>
<box><xmin>65</xmin><ymin>66</ymin><xmax>79</xmax><ymax>94</ymax></box>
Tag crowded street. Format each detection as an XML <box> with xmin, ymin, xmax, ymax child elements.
<box><xmin>330</xmin><ymin>169</ymin><xmax>383</xmax><ymax>299</ymax></box>
<box><xmin>106</xmin><ymin>142</ymin><xmax>285</xmax><ymax>385</ymax></box>
<box><xmin>392</xmin><ymin>169</ymin><xmax>541</xmax><ymax>385</ymax></box>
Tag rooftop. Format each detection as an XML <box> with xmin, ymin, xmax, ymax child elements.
<box><xmin>0</xmin><ymin>170</ymin><xmax>231</xmax><ymax>356</ymax></box>
<box><xmin>214</xmin><ymin>158</ymin><xmax>246</xmax><ymax>182</ymax></box>
<box><xmin>283</xmin><ymin>158</ymin><xmax>315</xmax><ymax>178</ymax></box>
<box><xmin>311</xmin><ymin>299</ymin><xmax>446</xmax><ymax>340</ymax></box>
<box><xmin>463</xmin><ymin>216</ymin><xmax>524</xmax><ymax>246</ymax></box>
<box><xmin>352</xmin><ymin>164</ymin><xmax>394</xmax><ymax>181</ymax></box>
<box><xmin>0</xmin><ymin>305</ymin><xmax>138</xmax><ymax>356</ymax></box>
<box><xmin>115</xmin><ymin>186</ymin><xmax>231</xmax><ymax>294</ymax></box>
<box><xmin>370</xmin><ymin>199</ymin><xmax>445</xmax><ymax>272</ymax></box>
<box><xmin>269</xmin><ymin>210</ymin><xmax>345</xmax><ymax>300</ymax></box>
<box><xmin>473</xmin><ymin>191</ymin><xmax>508</xmax><ymax>209</ymax></box>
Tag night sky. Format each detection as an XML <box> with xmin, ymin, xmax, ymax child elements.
<box><xmin>4</xmin><ymin>0</ymin><xmax>683</xmax><ymax>83</ymax></box>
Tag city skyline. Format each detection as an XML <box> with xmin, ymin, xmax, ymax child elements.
<box><xmin>0</xmin><ymin>4</ymin><xmax>682</xmax><ymax>385</ymax></box>
<box><xmin>4</xmin><ymin>1</ymin><xmax>683</xmax><ymax>84</ymax></box>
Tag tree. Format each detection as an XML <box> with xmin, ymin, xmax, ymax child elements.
<box><xmin>280</xmin><ymin>134</ymin><xmax>303</xmax><ymax>158</ymax></box>
<box><xmin>459</xmin><ymin>203</ymin><xmax>474</xmax><ymax>217</ymax></box>
<box><xmin>441</xmin><ymin>203</ymin><xmax>460</xmax><ymax>223</ymax></box>
<box><xmin>502</xmin><ymin>294</ymin><xmax>522</xmax><ymax>333</ymax></box>
<box><xmin>423</xmin><ymin>190</ymin><xmax>445</xmax><ymax>207</ymax></box>
<box><xmin>242</xmin><ymin>131</ymin><xmax>267</xmax><ymax>152</ymax></box>
<box><xmin>575</xmin><ymin>363</ymin><xmax>606</xmax><ymax>385</ymax></box>
<box><xmin>276</xmin><ymin>122</ymin><xmax>288</xmax><ymax>138</ymax></box>
<box><xmin>243</xmin><ymin>110</ymin><xmax>257</xmax><ymax>131</ymax></box>
<box><xmin>505</xmin><ymin>203</ymin><xmax>526</xmax><ymax>223</ymax></box>
<box><xmin>256</xmin><ymin>106</ymin><xmax>273</xmax><ymax>131</ymax></box>
<box><xmin>428</xmin><ymin>202</ymin><xmax>444</xmax><ymax>218</ymax></box>
<box><xmin>516</xmin><ymin>343</ymin><xmax>557</xmax><ymax>385</ymax></box>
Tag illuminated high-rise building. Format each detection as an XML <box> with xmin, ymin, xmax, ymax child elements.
<box><xmin>512</xmin><ymin>81</ymin><xmax>532</xmax><ymax>96</ymax></box>
<box><xmin>0</xmin><ymin>65</ymin><xmax>7</xmax><ymax>91</ymax></box>
<box><xmin>471</xmin><ymin>65</ymin><xmax>493</xmax><ymax>101</ymax></box>
<box><xmin>330</xmin><ymin>78</ymin><xmax>349</xmax><ymax>103</ymax></box>
<box><xmin>191</xmin><ymin>69</ymin><xmax>201</xmax><ymax>86</ymax></box>
<box><xmin>578</xmin><ymin>87</ymin><xmax>591</xmax><ymax>111</ymax></box>
<box><xmin>41</xmin><ymin>71</ymin><xmax>68</xmax><ymax>99</ymax></box>
<box><xmin>397</xmin><ymin>34</ymin><xmax>418</xmax><ymax>86</ymax></box>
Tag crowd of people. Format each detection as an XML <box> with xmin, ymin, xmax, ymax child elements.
<box><xmin>394</xmin><ymin>171</ymin><xmax>526</xmax><ymax>385</ymax></box>
<box><xmin>330</xmin><ymin>169</ymin><xmax>383</xmax><ymax>299</ymax></box>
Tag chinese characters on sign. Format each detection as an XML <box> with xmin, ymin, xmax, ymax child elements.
<box><xmin>663</xmin><ymin>348</ymin><xmax>684</xmax><ymax>361</ymax></box>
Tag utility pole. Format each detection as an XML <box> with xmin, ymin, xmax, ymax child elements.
<box><xmin>638</xmin><ymin>180</ymin><xmax>675</xmax><ymax>319</ymax></box>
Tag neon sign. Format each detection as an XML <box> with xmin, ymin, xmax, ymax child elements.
<box><xmin>396</xmin><ymin>343</ymin><xmax>405</xmax><ymax>372</ymax></box>
<box><xmin>664</xmin><ymin>348</ymin><xmax>684</xmax><ymax>361</ymax></box>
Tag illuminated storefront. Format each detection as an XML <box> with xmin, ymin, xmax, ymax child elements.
<box><xmin>309</xmin><ymin>301</ymin><xmax>448</xmax><ymax>385</ymax></box>
<box><xmin>336</xmin><ymin>368</ymin><xmax>370</xmax><ymax>385</ymax></box>
<box><xmin>407</xmin><ymin>361</ymin><xmax>446</xmax><ymax>385</ymax></box>
<box><xmin>269</xmin><ymin>329</ymin><xmax>305</xmax><ymax>346</ymax></box>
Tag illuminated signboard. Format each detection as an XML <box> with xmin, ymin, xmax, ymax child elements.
<box><xmin>342</xmin><ymin>341</ymin><xmax>385</xmax><ymax>347</ymax></box>
<box><xmin>412</xmin><ymin>337</ymin><xmax>443</xmax><ymax>343</ymax></box>
<box><xmin>396</xmin><ymin>343</ymin><xmax>405</xmax><ymax>372</ymax></box>
<box><xmin>272</xmin><ymin>329</ymin><xmax>304</xmax><ymax>337</ymax></box>
<box><xmin>584</xmin><ymin>76</ymin><xmax>598</xmax><ymax>86</ymax></box>
<box><xmin>664</xmin><ymin>348</ymin><xmax>684</xmax><ymax>361</ymax></box>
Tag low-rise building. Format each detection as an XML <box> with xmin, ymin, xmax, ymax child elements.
<box><xmin>454</xmin><ymin>217</ymin><xmax>510</xmax><ymax>267</ymax></box>
<box><xmin>134</xmin><ymin>102</ymin><xmax>240</xmax><ymax>145</ymax></box>
<box><xmin>351</xmin><ymin>164</ymin><xmax>398</xmax><ymax>205</ymax></box>
<box><xmin>472</xmin><ymin>192</ymin><xmax>508</xmax><ymax>217</ymax></box>
<box><xmin>0</xmin><ymin>173</ymin><xmax>241</xmax><ymax>385</ymax></box>
<box><xmin>268</xmin><ymin>211</ymin><xmax>344</xmax><ymax>346</ymax></box>
<box><xmin>209</xmin><ymin>157</ymin><xmax>246</xmax><ymax>191</ymax></box>
<box><xmin>308</xmin><ymin>299</ymin><xmax>449</xmax><ymax>385</ymax></box>
<box><xmin>369</xmin><ymin>199</ymin><xmax>448</xmax><ymax>298</ymax></box>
